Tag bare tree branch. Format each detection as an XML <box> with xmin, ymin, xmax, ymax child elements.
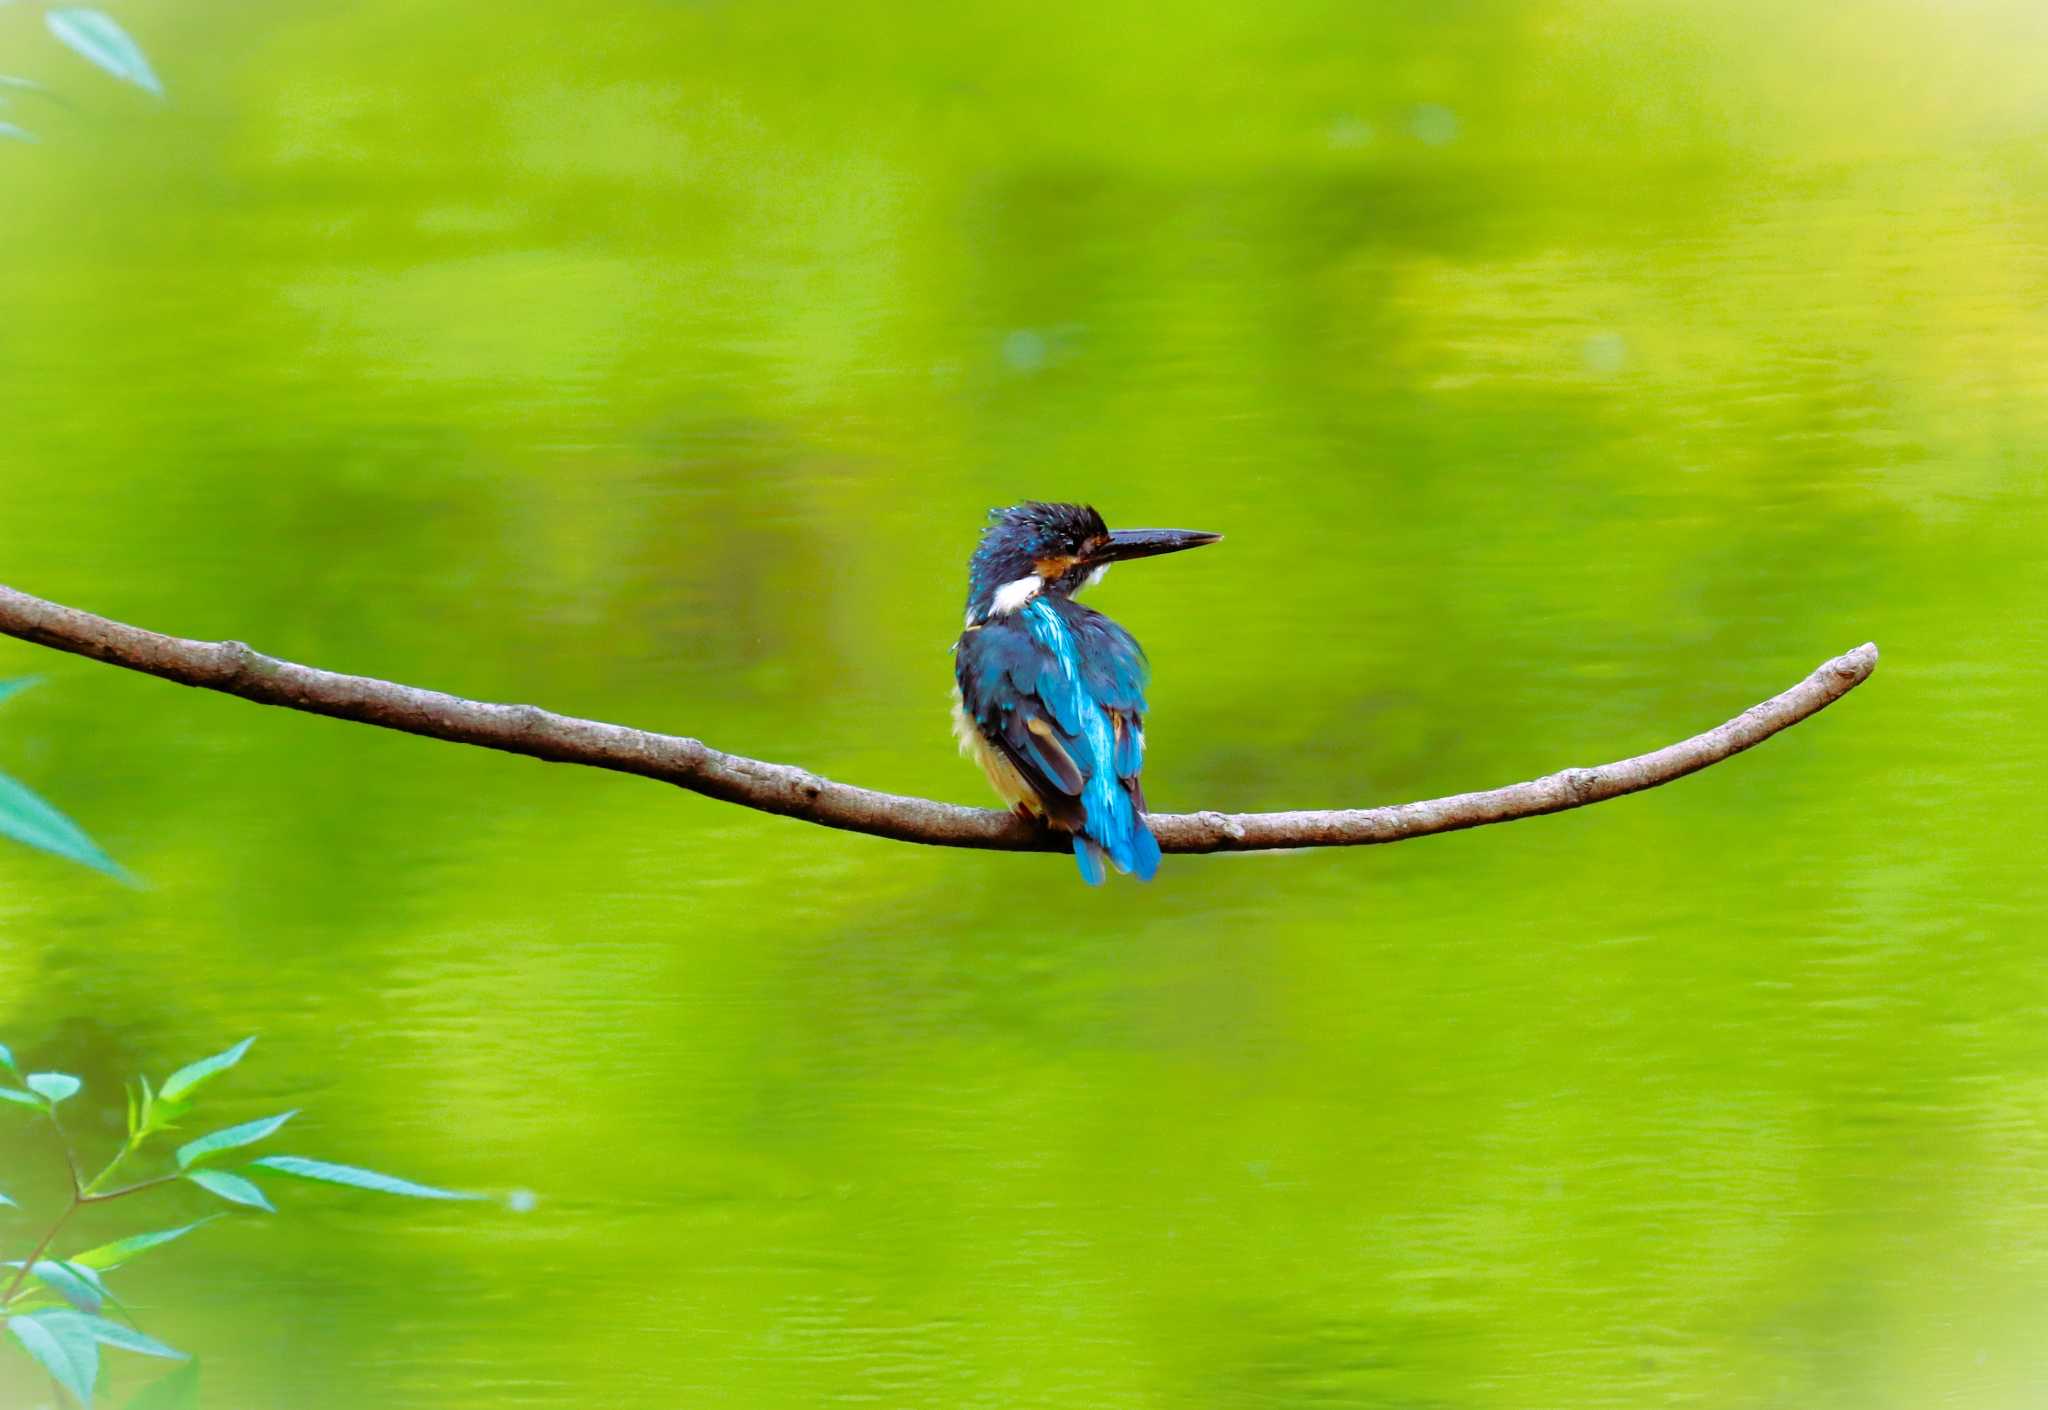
<box><xmin>0</xmin><ymin>582</ymin><xmax>1877</xmax><ymax>855</ymax></box>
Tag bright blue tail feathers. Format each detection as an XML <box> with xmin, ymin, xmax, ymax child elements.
<box><xmin>1129</xmin><ymin>823</ymin><xmax>1161</xmax><ymax>880</ymax></box>
<box><xmin>1072</xmin><ymin>823</ymin><xmax>1161</xmax><ymax>886</ymax></box>
<box><xmin>1074</xmin><ymin>836</ymin><xmax>1106</xmax><ymax>886</ymax></box>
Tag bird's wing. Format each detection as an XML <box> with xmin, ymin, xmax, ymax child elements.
<box><xmin>955</xmin><ymin>617</ymin><xmax>1090</xmax><ymax>832</ymax></box>
<box><xmin>1066</xmin><ymin>603</ymin><xmax>1149</xmax><ymax>801</ymax></box>
<box><xmin>1108</xmin><ymin>709</ymin><xmax>1145</xmax><ymax>811</ymax></box>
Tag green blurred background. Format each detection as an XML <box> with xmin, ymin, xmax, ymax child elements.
<box><xmin>2</xmin><ymin>0</ymin><xmax>2044</xmax><ymax>1405</ymax></box>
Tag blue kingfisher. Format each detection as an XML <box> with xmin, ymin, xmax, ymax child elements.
<box><xmin>952</xmin><ymin>502</ymin><xmax>1221</xmax><ymax>884</ymax></box>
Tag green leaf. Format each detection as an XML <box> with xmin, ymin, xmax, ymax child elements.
<box><xmin>0</xmin><ymin>1086</ymin><xmax>45</xmax><ymax>1109</ymax></box>
<box><xmin>27</xmin><ymin>1071</ymin><xmax>81</xmax><ymax>1105</ymax></box>
<box><xmin>0</xmin><ymin>678</ymin><xmax>39</xmax><ymax>706</ymax></box>
<box><xmin>44</xmin><ymin>9</ymin><xmax>162</xmax><ymax>97</ymax></box>
<box><xmin>9</xmin><ymin>1309</ymin><xmax>100</xmax><ymax>1407</ymax></box>
<box><xmin>66</xmin><ymin>1313</ymin><xmax>184</xmax><ymax>1361</ymax></box>
<box><xmin>246</xmin><ymin>1155</ymin><xmax>481</xmax><ymax>1201</ymax></box>
<box><xmin>175</xmin><ymin>1110</ymin><xmax>295</xmax><ymax>1169</ymax></box>
<box><xmin>0</xmin><ymin>768</ymin><xmax>128</xmax><ymax>879</ymax></box>
<box><xmin>158</xmin><ymin>1037</ymin><xmax>252</xmax><ymax>1104</ymax></box>
<box><xmin>27</xmin><ymin>1259</ymin><xmax>102</xmax><ymax>1313</ymax></box>
<box><xmin>122</xmin><ymin>1359</ymin><xmax>198</xmax><ymax>1410</ymax></box>
<box><xmin>63</xmin><ymin>1261</ymin><xmax>116</xmax><ymax>1306</ymax></box>
<box><xmin>71</xmin><ymin>1219</ymin><xmax>216</xmax><ymax>1272</ymax></box>
<box><xmin>183</xmin><ymin>1169</ymin><xmax>272</xmax><ymax>1212</ymax></box>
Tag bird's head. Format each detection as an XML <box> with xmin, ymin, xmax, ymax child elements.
<box><xmin>964</xmin><ymin>501</ymin><xmax>1221</xmax><ymax>624</ymax></box>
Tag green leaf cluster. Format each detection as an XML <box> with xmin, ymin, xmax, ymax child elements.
<box><xmin>1</xmin><ymin>1035</ymin><xmax>484</xmax><ymax>1406</ymax></box>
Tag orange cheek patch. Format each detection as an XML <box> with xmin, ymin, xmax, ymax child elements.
<box><xmin>1034</xmin><ymin>554</ymin><xmax>1079</xmax><ymax>580</ymax></box>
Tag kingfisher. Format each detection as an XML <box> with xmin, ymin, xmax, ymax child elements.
<box><xmin>952</xmin><ymin>502</ymin><xmax>1221</xmax><ymax>884</ymax></box>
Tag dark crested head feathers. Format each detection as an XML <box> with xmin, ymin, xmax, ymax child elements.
<box><xmin>965</xmin><ymin>501</ymin><xmax>1109</xmax><ymax>618</ymax></box>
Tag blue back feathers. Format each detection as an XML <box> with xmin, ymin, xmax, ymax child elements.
<box><xmin>1022</xmin><ymin>598</ymin><xmax>1159</xmax><ymax>883</ymax></box>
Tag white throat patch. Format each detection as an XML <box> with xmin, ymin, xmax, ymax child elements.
<box><xmin>989</xmin><ymin>574</ymin><xmax>1044</xmax><ymax>617</ymax></box>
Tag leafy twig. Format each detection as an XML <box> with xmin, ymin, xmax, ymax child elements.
<box><xmin>1</xmin><ymin>1036</ymin><xmax>486</xmax><ymax>1406</ymax></box>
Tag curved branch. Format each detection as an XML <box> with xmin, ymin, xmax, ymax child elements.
<box><xmin>0</xmin><ymin>582</ymin><xmax>1877</xmax><ymax>855</ymax></box>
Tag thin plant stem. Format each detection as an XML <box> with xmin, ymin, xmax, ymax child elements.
<box><xmin>81</xmin><ymin>1130</ymin><xmax>146</xmax><ymax>1198</ymax></box>
<box><xmin>45</xmin><ymin>1111</ymin><xmax>82</xmax><ymax>1195</ymax></box>
<box><xmin>3</xmin><ymin>1109</ymin><xmax>159</xmax><ymax>1309</ymax></box>
<box><xmin>1</xmin><ymin>1198</ymin><xmax>77</xmax><ymax>1306</ymax></box>
<box><xmin>80</xmin><ymin>1174</ymin><xmax>177</xmax><ymax>1204</ymax></box>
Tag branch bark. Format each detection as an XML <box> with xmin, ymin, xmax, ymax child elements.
<box><xmin>0</xmin><ymin>582</ymin><xmax>1877</xmax><ymax>855</ymax></box>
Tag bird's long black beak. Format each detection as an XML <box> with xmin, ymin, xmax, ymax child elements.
<box><xmin>1094</xmin><ymin>527</ymin><xmax>1224</xmax><ymax>564</ymax></box>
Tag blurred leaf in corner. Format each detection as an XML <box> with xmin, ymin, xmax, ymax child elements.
<box><xmin>44</xmin><ymin>8</ymin><xmax>163</xmax><ymax>97</ymax></box>
<box><xmin>0</xmin><ymin>677</ymin><xmax>133</xmax><ymax>881</ymax></box>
